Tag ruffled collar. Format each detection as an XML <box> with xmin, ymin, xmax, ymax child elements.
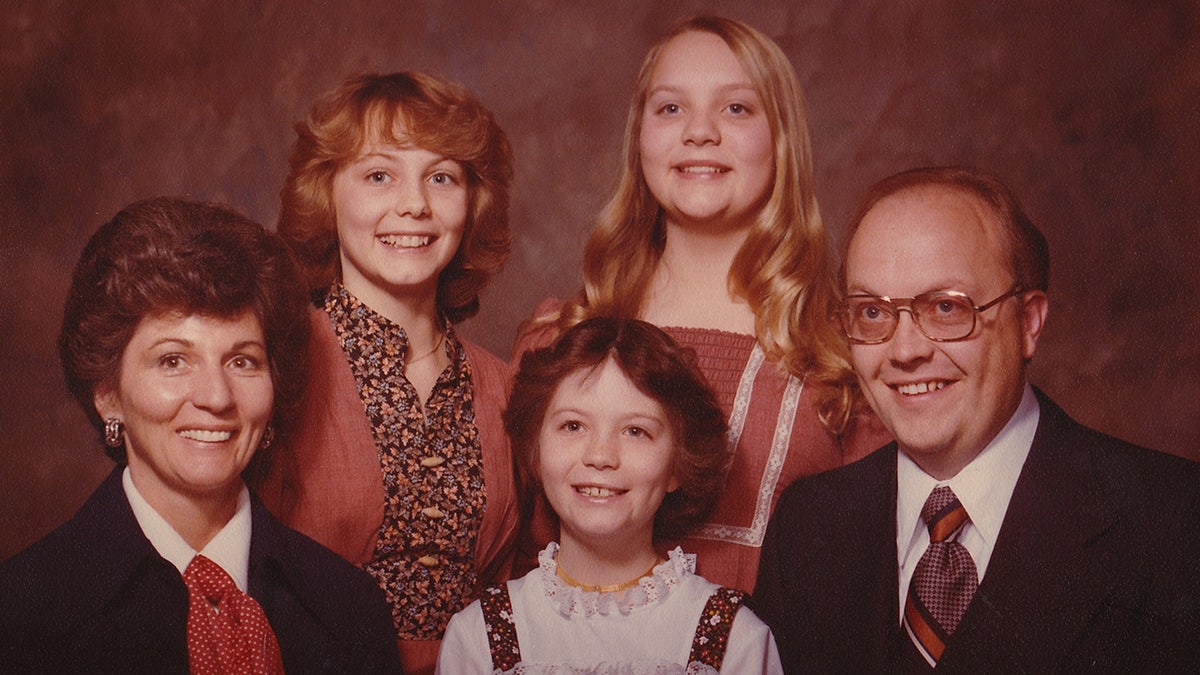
<box><xmin>537</xmin><ymin>542</ymin><xmax>696</xmax><ymax>618</ymax></box>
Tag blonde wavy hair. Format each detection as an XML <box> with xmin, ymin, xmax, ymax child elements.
<box><xmin>555</xmin><ymin>16</ymin><xmax>860</xmax><ymax>433</ymax></box>
<box><xmin>278</xmin><ymin>71</ymin><xmax>513</xmax><ymax>323</ymax></box>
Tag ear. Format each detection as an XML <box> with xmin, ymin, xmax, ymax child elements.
<box><xmin>667</xmin><ymin>446</ymin><xmax>683</xmax><ymax>493</ymax></box>
<box><xmin>1018</xmin><ymin>290</ymin><xmax>1049</xmax><ymax>360</ymax></box>
<box><xmin>93</xmin><ymin>384</ymin><xmax>122</xmax><ymax>421</ymax></box>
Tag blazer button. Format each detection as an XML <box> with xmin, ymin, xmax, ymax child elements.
<box><xmin>422</xmin><ymin>507</ymin><xmax>445</xmax><ymax>519</ymax></box>
<box><xmin>417</xmin><ymin>555</ymin><xmax>439</xmax><ymax>567</ymax></box>
<box><xmin>420</xmin><ymin>456</ymin><xmax>445</xmax><ymax>468</ymax></box>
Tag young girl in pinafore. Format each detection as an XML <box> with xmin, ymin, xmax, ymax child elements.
<box><xmin>439</xmin><ymin>317</ymin><xmax>782</xmax><ymax>674</ymax></box>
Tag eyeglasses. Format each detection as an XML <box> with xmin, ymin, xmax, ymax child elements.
<box><xmin>837</xmin><ymin>286</ymin><xmax>1024</xmax><ymax>344</ymax></box>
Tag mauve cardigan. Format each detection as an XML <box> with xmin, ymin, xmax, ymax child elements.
<box><xmin>252</xmin><ymin>307</ymin><xmax>519</xmax><ymax>674</ymax></box>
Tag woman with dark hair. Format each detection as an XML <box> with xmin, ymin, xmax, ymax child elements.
<box><xmin>0</xmin><ymin>198</ymin><xmax>400</xmax><ymax>673</ymax></box>
<box><xmin>252</xmin><ymin>71</ymin><xmax>518</xmax><ymax>673</ymax></box>
<box><xmin>439</xmin><ymin>318</ymin><xmax>782</xmax><ymax>673</ymax></box>
<box><xmin>515</xmin><ymin>15</ymin><xmax>889</xmax><ymax>592</ymax></box>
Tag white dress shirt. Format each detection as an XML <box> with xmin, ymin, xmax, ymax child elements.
<box><xmin>895</xmin><ymin>384</ymin><xmax>1040</xmax><ymax>620</ymax></box>
<box><xmin>122</xmin><ymin>467</ymin><xmax>254</xmax><ymax>591</ymax></box>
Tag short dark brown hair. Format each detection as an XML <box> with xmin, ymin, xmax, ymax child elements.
<box><xmin>505</xmin><ymin>317</ymin><xmax>730</xmax><ymax>540</ymax></box>
<box><xmin>59</xmin><ymin>198</ymin><xmax>310</xmax><ymax>462</ymax></box>
<box><xmin>278</xmin><ymin>71</ymin><xmax>513</xmax><ymax>322</ymax></box>
<box><xmin>840</xmin><ymin>166</ymin><xmax>1050</xmax><ymax>293</ymax></box>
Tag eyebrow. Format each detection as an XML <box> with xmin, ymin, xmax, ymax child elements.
<box><xmin>147</xmin><ymin>338</ymin><xmax>267</xmax><ymax>352</ymax></box>
<box><xmin>845</xmin><ymin>284</ymin><xmax>972</xmax><ymax>298</ymax></box>
<box><xmin>623</xmin><ymin>415</ymin><xmax>668</xmax><ymax>429</ymax></box>
<box><xmin>346</xmin><ymin>149</ymin><xmax>460</xmax><ymax>169</ymax></box>
<box><xmin>544</xmin><ymin>406</ymin><xmax>666</xmax><ymax>424</ymax></box>
<box><xmin>148</xmin><ymin>337</ymin><xmax>192</xmax><ymax>350</ymax></box>
<box><xmin>545</xmin><ymin>405</ymin><xmax>585</xmax><ymax>417</ymax></box>
<box><xmin>645</xmin><ymin>82</ymin><xmax>759</xmax><ymax>98</ymax></box>
<box><xmin>845</xmin><ymin>284</ymin><xmax>881</xmax><ymax>296</ymax></box>
<box><xmin>347</xmin><ymin>149</ymin><xmax>404</xmax><ymax>164</ymax></box>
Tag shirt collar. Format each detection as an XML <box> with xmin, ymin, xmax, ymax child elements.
<box><xmin>897</xmin><ymin>383</ymin><xmax>1040</xmax><ymax>558</ymax></box>
<box><xmin>122</xmin><ymin>467</ymin><xmax>254</xmax><ymax>591</ymax></box>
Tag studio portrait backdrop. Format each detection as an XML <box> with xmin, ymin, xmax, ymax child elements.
<box><xmin>2</xmin><ymin>0</ymin><xmax>1197</xmax><ymax>559</ymax></box>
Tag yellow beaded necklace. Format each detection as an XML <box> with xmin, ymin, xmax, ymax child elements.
<box><xmin>555</xmin><ymin>558</ymin><xmax>662</xmax><ymax>594</ymax></box>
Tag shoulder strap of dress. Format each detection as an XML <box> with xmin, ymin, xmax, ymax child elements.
<box><xmin>479</xmin><ymin>584</ymin><xmax>522</xmax><ymax>671</ymax></box>
<box><xmin>688</xmin><ymin>587</ymin><xmax>746</xmax><ymax>670</ymax></box>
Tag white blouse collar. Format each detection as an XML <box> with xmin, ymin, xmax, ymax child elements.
<box><xmin>537</xmin><ymin>542</ymin><xmax>695</xmax><ymax>618</ymax></box>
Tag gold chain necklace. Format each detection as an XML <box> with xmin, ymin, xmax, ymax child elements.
<box><xmin>555</xmin><ymin>558</ymin><xmax>662</xmax><ymax>594</ymax></box>
<box><xmin>406</xmin><ymin>331</ymin><xmax>445</xmax><ymax>365</ymax></box>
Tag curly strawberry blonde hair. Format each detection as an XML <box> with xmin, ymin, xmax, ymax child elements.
<box><xmin>279</xmin><ymin>71</ymin><xmax>513</xmax><ymax>323</ymax></box>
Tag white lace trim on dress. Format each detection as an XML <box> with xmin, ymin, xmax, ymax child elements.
<box><xmin>505</xmin><ymin>663</ymin><xmax>716</xmax><ymax>674</ymax></box>
<box><xmin>537</xmin><ymin>543</ymin><xmax>696</xmax><ymax>618</ymax></box>
<box><xmin>690</xmin><ymin>344</ymin><xmax>804</xmax><ymax>547</ymax></box>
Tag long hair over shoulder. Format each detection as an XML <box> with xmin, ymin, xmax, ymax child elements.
<box><xmin>556</xmin><ymin>16</ymin><xmax>862</xmax><ymax>433</ymax></box>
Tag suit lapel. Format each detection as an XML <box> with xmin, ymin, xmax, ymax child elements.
<box><xmin>868</xmin><ymin>448</ymin><xmax>904</xmax><ymax>667</ymax></box>
<box><xmin>74</xmin><ymin>468</ymin><xmax>175</xmax><ymax>606</ymax></box>
<box><xmin>940</xmin><ymin>394</ymin><xmax>1121</xmax><ymax>671</ymax></box>
<box><xmin>805</xmin><ymin>446</ymin><xmax>900</xmax><ymax>669</ymax></box>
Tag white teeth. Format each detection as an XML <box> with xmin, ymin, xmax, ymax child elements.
<box><xmin>576</xmin><ymin>486</ymin><xmax>623</xmax><ymax>497</ymax></box>
<box><xmin>897</xmin><ymin>381</ymin><xmax>946</xmax><ymax>396</ymax></box>
<box><xmin>380</xmin><ymin>234</ymin><xmax>432</xmax><ymax>248</ymax></box>
<box><xmin>178</xmin><ymin>429</ymin><xmax>232</xmax><ymax>442</ymax></box>
<box><xmin>678</xmin><ymin>166</ymin><xmax>727</xmax><ymax>174</ymax></box>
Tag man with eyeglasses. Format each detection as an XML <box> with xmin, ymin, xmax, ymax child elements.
<box><xmin>753</xmin><ymin>166</ymin><xmax>1199</xmax><ymax>673</ymax></box>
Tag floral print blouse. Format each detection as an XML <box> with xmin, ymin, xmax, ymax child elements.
<box><xmin>325</xmin><ymin>285</ymin><xmax>486</xmax><ymax>639</ymax></box>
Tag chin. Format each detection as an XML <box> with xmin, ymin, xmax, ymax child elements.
<box><xmin>894</xmin><ymin>424</ymin><xmax>946</xmax><ymax>448</ymax></box>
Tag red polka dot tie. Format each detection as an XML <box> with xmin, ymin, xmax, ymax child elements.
<box><xmin>903</xmin><ymin>486</ymin><xmax>978</xmax><ymax>667</ymax></box>
<box><xmin>184</xmin><ymin>554</ymin><xmax>285</xmax><ymax>674</ymax></box>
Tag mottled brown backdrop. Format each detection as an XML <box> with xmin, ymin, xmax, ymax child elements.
<box><xmin>3</xmin><ymin>0</ymin><xmax>1198</xmax><ymax>559</ymax></box>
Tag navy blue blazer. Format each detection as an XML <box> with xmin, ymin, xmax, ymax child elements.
<box><xmin>753</xmin><ymin>390</ymin><xmax>1200</xmax><ymax>673</ymax></box>
<box><xmin>0</xmin><ymin>466</ymin><xmax>403</xmax><ymax>674</ymax></box>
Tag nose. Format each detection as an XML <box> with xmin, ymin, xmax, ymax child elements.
<box><xmin>682</xmin><ymin>109</ymin><xmax>720</xmax><ymax>146</ymax></box>
<box><xmin>887</xmin><ymin>310</ymin><xmax>935</xmax><ymax>366</ymax></box>
<box><xmin>582</xmin><ymin>432</ymin><xmax>620</xmax><ymax>470</ymax></box>
<box><xmin>192</xmin><ymin>365</ymin><xmax>235</xmax><ymax>413</ymax></box>
<box><xmin>393</xmin><ymin>179</ymin><xmax>430</xmax><ymax>219</ymax></box>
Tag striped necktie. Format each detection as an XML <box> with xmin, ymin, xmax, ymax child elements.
<box><xmin>903</xmin><ymin>486</ymin><xmax>978</xmax><ymax>666</ymax></box>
